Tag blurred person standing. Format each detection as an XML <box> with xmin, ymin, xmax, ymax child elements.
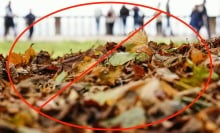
<box><xmin>120</xmin><ymin>5</ymin><xmax>129</xmax><ymax>35</ymax></box>
<box><xmin>24</xmin><ymin>9</ymin><xmax>36</xmax><ymax>40</ymax></box>
<box><xmin>94</xmin><ymin>7</ymin><xmax>102</xmax><ymax>35</ymax></box>
<box><xmin>133</xmin><ymin>6</ymin><xmax>141</xmax><ymax>29</ymax></box>
<box><xmin>106</xmin><ymin>6</ymin><xmax>116</xmax><ymax>35</ymax></box>
<box><xmin>200</xmin><ymin>0</ymin><xmax>210</xmax><ymax>38</ymax></box>
<box><xmin>139</xmin><ymin>14</ymin><xmax>145</xmax><ymax>26</ymax></box>
<box><xmin>190</xmin><ymin>5</ymin><xmax>203</xmax><ymax>32</ymax></box>
<box><xmin>4</xmin><ymin>1</ymin><xmax>17</xmax><ymax>39</ymax></box>
<box><xmin>155</xmin><ymin>3</ymin><xmax>163</xmax><ymax>36</ymax></box>
<box><xmin>166</xmin><ymin>0</ymin><xmax>174</xmax><ymax>36</ymax></box>
<box><xmin>156</xmin><ymin>15</ymin><xmax>162</xmax><ymax>36</ymax></box>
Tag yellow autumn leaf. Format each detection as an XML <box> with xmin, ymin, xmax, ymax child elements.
<box><xmin>83</xmin><ymin>56</ymin><xmax>92</xmax><ymax>62</ymax></box>
<box><xmin>12</xmin><ymin>112</ymin><xmax>33</xmax><ymax>126</ymax></box>
<box><xmin>23</xmin><ymin>44</ymin><xmax>36</xmax><ymax>64</ymax></box>
<box><xmin>9</xmin><ymin>52</ymin><xmax>23</xmax><ymax>65</ymax></box>
<box><xmin>98</xmin><ymin>67</ymin><xmax>122</xmax><ymax>85</ymax></box>
<box><xmin>88</xmin><ymin>66</ymin><xmax>122</xmax><ymax>85</ymax></box>
<box><xmin>9</xmin><ymin>44</ymin><xmax>36</xmax><ymax>65</ymax></box>
<box><xmin>90</xmin><ymin>65</ymin><xmax>105</xmax><ymax>77</ymax></box>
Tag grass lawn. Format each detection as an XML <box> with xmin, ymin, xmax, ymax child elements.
<box><xmin>0</xmin><ymin>37</ymin><xmax>192</xmax><ymax>58</ymax></box>
<box><xmin>0</xmin><ymin>40</ymin><xmax>104</xmax><ymax>58</ymax></box>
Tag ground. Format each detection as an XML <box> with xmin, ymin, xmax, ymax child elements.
<box><xmin>0</xmin><ymin>35</ymin><xmax>219</xmax><ymax>133</ymax></box>
<box><xmin>0</xmin><ymin>40</ymin><xmax>103</xmax><ymax>58</ymax></box>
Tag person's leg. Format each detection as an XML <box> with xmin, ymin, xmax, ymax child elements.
<box><xmin>195</xmin><ymin>26</ymin><xmax>200</xmax><ymax>33</ymax></box>
<box><xmin>206</xmin><ymin>17</ymin><xmax>211</xmax><ymax>38</ymax></box>
<box><xmin>106</xmin><ymin>23</ymin><xmax>110</xmax><ymax>35</ymax></box>
<box><xmin>29</xmin><ymin>27</ymin><xmax>34</xmax><ymax>39</ymax></box>
<box><xmin>109</xmin><ymin>23</ymin><xmax>114</xmax><ymax>35</ymax></box>
<box><xmin>167</xmin><ymin>16</ymin><xmax>170</xmax><ymax>27</ymax></box>
<box><xmin>96</xmin><ymin>18</ymin><xmax>100</xmax><ymax>35</ymax></box>
<box><xmin>133</xmin><ymin>17</ymin><xmax>136</xmax><ymax>29</ymax></box>
<box><xmin>4</xmin><ymin>25</ymin><xmax>10</xmax><ymax>38</ymax></box>
<box><xmin>156</xmin><ymin>22</ymin><xmax>159</xmax><ymax>35</ymax></box>
<box><xmin>159</xmin><ymin>23</ymin><xmax>162</xmax><ymax>35</ymax></box>
<box><xmin>4</xmin><ymin>18</ymin><xmax>10</xmax><ymax>38</ymax></box>
<box><xmin>139</xmin><ymin>18</ymin><xmax>144</xmax><ymax>26</ymax></box>
<box><xmin>134</xmin><ymin>17</ymin><xmax>139</xmax><ymax>29</ymax></box>
<box><xmin>167</xmin><ymin>17</ymin><xmax>174</xmax><ymax>36</ymax></box>
<box><xmin>156</xmin><ymin>22</ymin><xmax>162</xmax><ymax>36</ymax></box>
<box><xmin>112</xmin><ymin>23</ymin><xmax>114</xmax><ymax>35</ymax></box>
<box><xmin>9</xmin><ymin>18</ymin><xmax>17</xmax><ymax>37</ymax></box>
<box><xmin>122</xmin><ymin>17</ymin><xmax>126</xmax><ymax>35</ymax></box>
<box><xmin>12</xmin><ymin>25</ymin><xmax>17</xmax><ymax>37</ymax></box>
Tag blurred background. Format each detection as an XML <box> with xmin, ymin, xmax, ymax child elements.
<box><xmin>0</xmin><ymin>0</ymin><xmax>219</xmax><ymax>40</ymax></box>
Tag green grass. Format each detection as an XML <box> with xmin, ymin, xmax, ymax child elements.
<box><xmin>0</xmin><ymin>38</ymin><xmax>191</xmax><ymax>58</ymax></box>
<box><xmin>0</xmin><ymin>40</ymin><xmax>104</xmax><ymax>58</ymax></box>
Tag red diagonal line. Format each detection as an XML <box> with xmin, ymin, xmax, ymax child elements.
<box><xmin>37</xmin><ymin>12</ymin><xmax>162</xmax><ymax>110</ymax></box>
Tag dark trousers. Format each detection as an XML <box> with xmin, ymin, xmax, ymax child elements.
<box><xmin>95</xmin><ymin>17</ymin><xmax>100</xmax><ymax>34</ymax></box>
<box><xmin>28</xmin><ymin>27</ymin><xmax>34</xmax><ymax>39</ymax></box>
<box><xmin>121</xmin><ymin>16</ymin><xmax>127</xmax><ymax>34</ymax></box>
<box><xmin>4</xmin><ymin>17</ymin><xmax>16</xmax><ymax>37</ymax></box>
<box><xmin>106</xmin><ymin>22</ymin><xmax>114</xmax><ymax>35</ymax></box>
<box><xmin>156</xmin><ymin>21</ymin><xmax>162</xmax><ymax>35</ymax></box>
<box><xmin>134</xmin><ymin>16</ymin><xmax>140</xmax><ymax>28</ymax></box>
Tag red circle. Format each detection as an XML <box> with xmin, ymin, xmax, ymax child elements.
<box><xmin>6</xmin><ymin>1</ymin><xmax>213</xmax><ymax>131</ymax></box>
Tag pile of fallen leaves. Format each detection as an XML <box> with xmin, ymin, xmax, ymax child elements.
<box><xmin>0</xmin><ymin>31</ymin><xmax>220</xmax><ymax>133</ymax></box>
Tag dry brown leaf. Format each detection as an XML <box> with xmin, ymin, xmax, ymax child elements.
<box><xmin>191</xmin><ymin>48</ymin><xmax>205</xmax><ymax>64</ymax></box>
<box><xmin>132</xmin><ymin>64</ymin><xmax>145</xmax><ymax>79</ymax></box>
<box><xmin>197</xmin><ymin>107</ymin><xmax>220</xmax><ymax>130</ymax></box>
<box><xmin>127</xmin><ymin>30</ymin><xmax>148</xmax><ymax>45</ymax></box>
<box><xmin>125</xmin><ymin>30</ymin><xmax>148</xmax><ymax>52</ymax></box>
<box><xmin>73</xmin><ymin>56</ymin><xmax>96</xmax><ymax>76</ymax></box>
<box><xmin>135</xmin><ymin>45</ymin><xmax>153</xmax><ymax>56</ymax></box>
<box><xmin>87</xmin><ymin>65</ymin><xmax>122</xmax><ymax>85</ymax></box>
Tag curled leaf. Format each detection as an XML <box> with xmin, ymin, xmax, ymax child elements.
<box><xmin>125</xmin><ymin>30</ymin><xmax>148</xmax><ymax>52</ymax></box>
